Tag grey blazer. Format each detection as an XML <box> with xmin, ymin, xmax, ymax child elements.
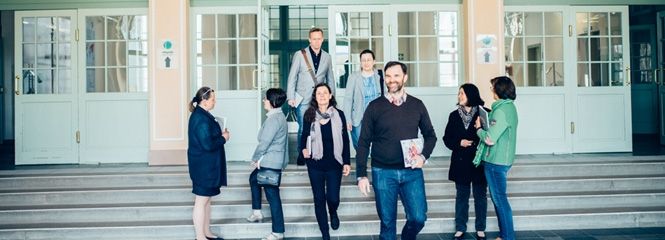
<box><xmin>252</xmin><ymin>109</ymin><xmax>288</xmax><ymax>170</ymax></box>
<box><xmin>287</xmin><ymin>48</ymin><xmax>336</xmax><ymax>105</ymax></box>
<box><xmin>343</xmin><ymin>70</ymin><xmax>382</xmax><ymax>127</ymax></box>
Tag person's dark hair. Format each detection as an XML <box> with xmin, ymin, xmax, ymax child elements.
<box><xmin>384</xmin><ymin>61</ymin><xmax>407</xmax><ymax>75</ymax></box>
<box><xmin>189</xmin><ymin>86</ymin><xmax>214</xmax><ymax>112</ymax></box>
<box><xmin>266</xmin><ymin>88</ymin><xmax>286</xmax><ymax>108</ymax></box>
<box><xmin>304</xmin><ymin>83</ymin><xmax>337</xmax><ymax>122</ymax></box>
<box><xmin>459</xmin><ymin>83</ymin><xmax>485</xmax><ymax>107</ymax></box>
<box><xmin>490</xmin><ymin>76</ymin><xmax>517</xmax><ymax>100</ymax></box>
<box><xmin>309</xmin><ymin>27</ymin><xmax>324</xmax><ymax>37</ymax></box>
<box><xmin>359</xmin><ymin>49</ymin><xmax>375</xmax><ymax>61</ymax></box>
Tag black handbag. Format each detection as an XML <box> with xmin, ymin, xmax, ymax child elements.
<box><xmin>257</xmin><ymin>168</ymin><xmax>281</xmax><ymax>186</ymax></box>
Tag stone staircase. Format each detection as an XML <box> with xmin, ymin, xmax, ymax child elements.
<box><xmin>0</xmin><ymin>154</ymin><xmax>664</xmax><ymax>239</ymax></box>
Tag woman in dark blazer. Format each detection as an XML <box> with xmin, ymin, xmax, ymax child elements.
<box><xmin>299</xmin><ymin>83</ymin><xmax>351</xmax><ymax>240</ymax></box>
<box><xmin>442</xmin><ymin>83</ymin><xmax>488</xmax><ymax>240</ymax></box>
<box><xmin>187</xmin><ymin>86</ymin><xmax>229</xmax><ymax>240</ymax></box>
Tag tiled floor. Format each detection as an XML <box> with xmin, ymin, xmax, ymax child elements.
<box><xmin>267</xmin><ymin>227</ymin><xmax>665</xmax><ymax>240</ymax></box>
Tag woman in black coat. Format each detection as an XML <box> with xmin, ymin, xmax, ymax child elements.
<box><xmin>187</xmin><ymin>86</ymin><xmax>229</xmax><ymax>240</ymax></box>
<box><xmin>442</xmin><ymin>83</ymin><xmax>487</xmax><ymax>240</ymax></box>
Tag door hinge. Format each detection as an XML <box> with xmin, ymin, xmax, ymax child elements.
<box><xmin>568</xmin><ymin>25</ymin><xmax>572</xmax><ymax>37</ymax></box>
<box><xmin>571</xmin><ymin>122</ymin><xmax>575</xmax><ymax>134</ymax></box>
<box><xmin>75</xmin><ymin>29</ymin><xmax>79</xmax><ymax>42</ymax></box>
<box><xmin>76</xmin><ymin>130</ymin><xmax>80</xmax><ymax>144</ymax></box>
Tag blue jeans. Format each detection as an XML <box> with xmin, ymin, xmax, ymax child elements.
<box><xmin>484</xmin><ymin>162</ymin><xmax>514</xmax><ymax>240</ymax></box>
<box><xmin>296</xmin><ymin>103</ymin><xmax>307</xmax><ymax>165</ymax></box>
<box><xmin>371</xmin><ymin>167</ymin><xmax>428</xmax><ymax>240</ymax></box>
<box><xmin>249</xmin><ymin>169</ymin><xmax>285</xmax><ymax>233</ymax></box>
<box><xmin>350</xmin><ymin>124</ymin><xmax>361</xmax><ymax>150</ymax></box>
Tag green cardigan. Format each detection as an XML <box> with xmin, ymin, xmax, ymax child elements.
<box><xmin>473</xmin><ymin>99</ymin><xmax>518</xmax><ymax>167</ymax></box>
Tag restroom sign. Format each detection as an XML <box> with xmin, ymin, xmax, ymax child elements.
<box><xmin>476</xmin><ymin>34</ymin><xmax>497</xmax><ymax>64</ymax></box>
<box><xmin>160</xmin><ymin>39</ymin><xmax>177</xmax><ymax>69</ymax></box>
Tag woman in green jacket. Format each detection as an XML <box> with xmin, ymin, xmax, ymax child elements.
<box><xmin>473</xmin><ymin>76</ymin><xmax>518</xmax><ymax>240</ymax></box>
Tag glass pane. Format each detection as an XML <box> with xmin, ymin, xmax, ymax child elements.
<box><xmin>36</xmin><ymin>69</ymin><xmax>54</xmax><ymax>94</ymax></box>
<box><xmin>127</xmin><ymin>41</ymin><xmax>148</xmax><ymax>66</ymax></box>
<box><xmin>611</xmin><ymin>37</ymin><xmax>623</xmax><ymax>60</ymax></box>
<box><xmin>403</xmin><ymin>63</ymin><xmax>417</xmax><ymax>87</ymax></box>
<box><xmin>107</xmin><ymin>41</ymin><xmax>127</xmax><ymax>66</ymax></box>
<box><xmin>438</xmin><ymin>12</ymin><xmax>457</xmax><ymax>36</ymax></box>
<box><xmin>589</xmin><ymin>37</ymin><xmax>609</xmax><ymax>62</ymax></box>
<box><xmin>524</xmin><ymin>12</ymin><xmax>543</xmax><ymax>36</ymax></box>
<box><xmin>199</xmin><ymin>66</ymin><xmax>217</xmax><ymax>89</ymax></box>
<box><xmin>611</xmin><ymin>62</ymin><xmax>624</xmax><ymax>86</ymax></box>
<box><xmin>36</xmin><ymin>43</ymin><xmax>54</xmax><ymax>68</ymax></box>
<box><xmin>58</xmin><ymin>17</ymin><xmax>71</xmax><ymax>42</ymax></box>
<box><xmin>23</xmin><ymin>44</ymin><xmax>35</xmax><ymax>68</ymax></box>
<box><xmin>371</xmin><ymin>38</ymin><xmax>384</xmax><ymax>62</ymax></box>
<box><xmin>86</xmin><ymin>42</ymin><xmax>105</xmax><ymax>67</ymax></box>
<box><xmin>525</xmin><ymin>63</ymin><xmax>543</xmax><ymax>86</ymax></box>
<box><xmin>506</xmin><ymin>63</ymin><xmax>524</xmax><ymax>86</ymax></box>
<box><xmin>37</xmin><ymin>17</ymin><xmax>56</xmax><ymax>42</ymax></box>
<box><xmin>238</xmin><ymin>66</ymin><xmax>255</xmax><ymax>90</ymax></box>
<box><xmin>576</xmin><ymin>13</ymin><xmax>589</xmax><ymax>36</ymax></box>
<box><xmin>86</xmin><ymin>16</ymin><xmax>105</xmax><ymax>40</ymax></box>
<box><xmin>610</xmin><ymin>12</ymin><xmax>622</xmax><ymax>35</ymax></box>
<box><xmin>589</xmin><ymin>12</ymin><xmax>608</xmax><ymax>36</ymax></box>
<box><xmin>128</xmin><ymin>67</ymin><xmax>148</xmax><ymax>92</ymax></box>
<box><xmin>545</xmin><ymin>62</ymin><xmax>564</xmax><ymax>86</ymax></box>
<box><xmin>335</xmin><ymin>12</ymin><xmax>348</xmax><ymax>37</ymax></box>
<box><xmin>336</xmin><ymin>63</ymin><xmax>349</xmax><ymax>88</ymax></box>
<box><xmin>86</xmin><ymin>68</ymin><xmax>105</xmax><ymax>92</ymax></box>
<box><xmin>398</xmin><ymin>37</ymin><xmax>416</xmax><ymax>62</ymax></box>
<box><xmin>439</xmin><ymin>37</ymin><xmax>458</xmax><ymax>62</ymax></box>
<box><xmin>238</xmin><ymin>40</ymin><xmax>257</xmax><ymax>64</ymax></box>
<box><xmin>199</xmin><ymin>40</ymin><xmax>215</xmax><ymax>65</ymax></box>
<box><xmin>398</xmin><ymin>12</ymin><xmax>417</xmax><ymax>35</ymax></box>
<box><xmin>57</xmin><ymin>69</ymin><xmax>72</xmax><ymax>94</ymax></box>
<box><xmin>439</xmin><ymin>62</ymin><xmax>458</xmax><ymax>87</ymax></box>
<box><xmin>218</xmin><ymin>40</ymin><xmax>237</xmax><ymax>64</ymax></box>
<box><xmin>577</xmin><ymin>63</ymin><xmax>589</xmax><ymax>87</ymax></box>
<box><xmin>418</xmin><ymin>12</ymin><xmax>436</xmax><ymax>35</ymax></box>
<box><xmin>335</xmin><ymin>38</ymin><xmax>349</xmax><ymax>66</ymax></box>
<box><xmin>22</xmin><ymin>70</ymin><xmax>37</xmax><ymax>94</ymax></box>
<box><xmin>350</xmin><ymin>38</ymin><xmax>370</xmax><ymax>63</ymax></box>
<box><xmin>505</xmin><ymin>12</ymin><xmax>524</xmax><ymax>37</ymax></box>
<box><xmin>107</xmin><ymin>16</ymin><xmax>130</xmax><ymax>40</ymax></box>
<box><xmin>505</xmin><ymin>37</ymin><xmax>524</xmax><ymax>62</ymax></box>
<box><xmin>544</xmin><ymin>37</ymin><xmax>563</xmax><ymax>61</ymax></box>
<box><xmin>544</xmin><ymin>12</ymin><xmax>563</xmax><ymax>35</ymax></box>
<box><xmin>134</xmin><ymin>15</ymin><xmax>148</xmax><ymax>40</ymax></box>
<box><xmin>289</xmin><ymin>18</ymin><xmax>300</xmax><ymax>31</ymax></box>
<box><xmin>525</xmin><ymin>37</ymin><xmax>543</xmax><ymax>61</ymax></box>
<box><xmin>418</xmin><ymin>63</ymin><xmax>439</xmax><ymax>87</ymax></box>
<box><xmin>107</xmin><ymin>67</ymin><xmax>127</xmax><ymax>92</ymax></box>
<box><xmin>239</xmin><ymin>14</ymin><xmax>257</xmax><ymax>37</ymax></box>
<box><xmin>371</xmin><ymin>12</ymin><xmax>383</xmax><ymax>36</ymax></box>
<box><xmin>350</xmin><ymin>12</ymin><xmax>370</xmax><ymax>37</ymax></box>
<box><xmin>590</xmin><ymin>63</ymin><xmax>609</xmax><ymax>86</ymax></box>
<box><xmin>218</xmin><ymin>14</ymin><xmax>237</xmax><ymax>38</ymax></box>
<box><xmin>57</xmin><ymin>44</ymin><xmax>71</xmax><ymax>67</ymax></box>
<box><xmin>199</xmin><ymin>14</ymin><xmax>216</xmax><ymax>39</ymax></box>
<box><xmin>577</xmin><ymin>38</ymin><xmax>589</xmax><ymax>61</ymax></box>
<box><xmin>22</xmin><ymin>17</ymin><xmax>36</xmax><ymax>42</ymax></box>
<box><xmin>419</xmin><ymin>37</ymin><xmax>438</xmax><ymax>61</ymax></box>
<box><xmin>218</xmin><ymin>66</ymin><xmax>238</xmax><ymax>90</ymax></box>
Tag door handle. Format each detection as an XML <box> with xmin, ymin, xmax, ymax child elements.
<box><xmin>571</xmin><ymin>122</ymin><xmax>575</xmax><ymax>134</ymax></box>
<box><xmin>14</xmin><ymin>75</ymin><xmax>20</xmax><ymax>95</ymax></box>
<box><xmin>655</xmin><ymin>69</ymin><xmax>661</xmax><ymax>85</ymax></box>
<box><xmin>625</xmin><ymin>67</ymin><xmax>631</xmax><ymax>86</ymax></box>
<box><xmin>252</xmin><ymin>69</ymin><xmax>259</xmax><ymax>89</ymax></box>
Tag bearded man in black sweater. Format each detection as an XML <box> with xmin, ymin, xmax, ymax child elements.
<box><xmin>355</xmin><ymin>61</ymin><xmax>437</xmax><ymax>240</ymax></box>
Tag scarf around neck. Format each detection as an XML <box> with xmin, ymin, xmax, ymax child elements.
<box><xmin>457</xmin><ymin>105</ymin><xmax>477</xmax><ymax>130</ymax></box>
<box><xmin>310</xmin><ymin>107</ymin><xmax>344</xmax><ymax>165</ymax></box>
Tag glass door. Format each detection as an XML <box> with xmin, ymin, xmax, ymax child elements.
<box><xmin>191</xmin><ymin>7</ymin><xmax>260</xmax><ymax>161</ymax></box>
<box><xmin>14</xmin><ymin>10</ymin><xmax>79</xmax><ymax>164</ymax></box>
<box><xmin>657</xmin><ymin>11</ymin><xmax>665</xmax><ymax>144</ymax></box>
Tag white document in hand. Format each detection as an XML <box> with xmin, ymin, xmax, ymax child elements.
<box><xmin>478</xmin><ymin>107</ymin><xmax>489</xmax><ymax>130</ymax></box>
<box><xmin>214</xmin><ymin>116</ymin><xmax>227</xmax><ymax>131</ymax></box>
<box><xmin>400</xmin><ymin>138</ymin><xmax>424</xmax><ymax>168</ymax></box>
<box><xmin>294</xmin><ymin>93</ymin><xmax>304</xmax><ymax>106</ymax></box>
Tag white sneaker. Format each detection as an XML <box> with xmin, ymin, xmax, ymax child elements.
<box><xmin>246</xmin><ymin>213</ymin><xmax>263</xmax><ymax>223</ymax></box>
<box><xmin>261</xmin><ymin>232</ymin><xmax>284</xmax><ymax>240</ymax></box>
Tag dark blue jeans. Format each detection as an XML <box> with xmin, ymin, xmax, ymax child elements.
<box><xmin>454</xmin><ymin>181</ymin><xmax>487</xmax><ymax>232</ymax></box>
<box><xmin>249</xmin><ymin>169</ymin><xmax>285</xmax><ymax>233</ymax></box>
<box><xmin>371</xmin><ymin>167</ymin><xmax>428</xmax><ymax>240</ymax></box>
<box><xmin>295</xmin><ymin>103</ymin><xmax>307</xmax><ymax>165</ymax></box>
<box><xmin>483</xmin><ymin>162</ymin><xmax>514</xmax><ymax>240</ymax></box>
<box><xmin>307</xmin><ymin>165</ymin><xmax>343</xmax><ymax>238</ymax></box>
<box><xmin>350</xmin><ymin>124</ymin><xmax>361</xmax><ymax>150</ymax></box>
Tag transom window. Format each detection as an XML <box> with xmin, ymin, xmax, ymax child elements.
<box><xmin>85</xmin><ymin>15</ymin><xmax>148</xmax><ymax>92</ymax></box>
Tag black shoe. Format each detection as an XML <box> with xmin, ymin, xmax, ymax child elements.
<box><xmin>475</xmin><ymin>232</ymin><xmax>486</xmax><ymax>240</ymax></box>
<box><xmin>452</xmin><ymin>232</ymin><xmax>465</xmax><ymax>240</ymax></box>
<box><xmin>330</xmin><ymin>213</ymin><xmax>340</xmax><ymax>230</ymax></box>
<box><xmin>206</xmin><ymin>237</ymin><xmax>224</xmax><ymax>240</ymax></box>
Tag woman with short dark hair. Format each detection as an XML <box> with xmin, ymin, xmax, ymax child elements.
<box><xmin>474</xmin><ymin>76</ymin><xmax>518</xmax><ymax>240</ymax></box>
<box><xmin>443</xmin><ymin>83</ymin><xmax>488</xmax><ymax>240</ymax></box>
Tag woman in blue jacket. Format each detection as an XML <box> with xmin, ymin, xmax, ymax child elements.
<box><xmin>187</xmin><ymin>86</ymin><xmax>229</xmax><ymax>240</ymax></box>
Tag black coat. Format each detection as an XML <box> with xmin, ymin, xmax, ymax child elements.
<box><xmin>187</xmin><ymin>106</ymin><xmax>228</xmax><ymax>188</ymax></box>
<box><xmin>442</xmin><ymin>109</ymin><xmax>486</xmax><ymax>184</ymax></box>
